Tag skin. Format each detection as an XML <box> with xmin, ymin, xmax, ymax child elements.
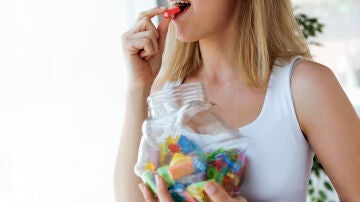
<box><xmin>116</xmin><ymin>0</ymin><xmax>360</xmax><ymax>201</ymax></box>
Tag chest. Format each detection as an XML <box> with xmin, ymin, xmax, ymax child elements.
<box><xmin>205</xmin><ymin>85</ymin><xmax>267</xmax><ymax>129</ymax></box>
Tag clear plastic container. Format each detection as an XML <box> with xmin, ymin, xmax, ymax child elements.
<box><xmin>135</xmin><ymin>82</ymin><xmax>249</xmax><ymax>202</ymax></box>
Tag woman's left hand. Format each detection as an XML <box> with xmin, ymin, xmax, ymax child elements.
<box><xmin>139</xmin><ymin>175</ymin><xmax>247</xmax><ymax>202</ymax></box>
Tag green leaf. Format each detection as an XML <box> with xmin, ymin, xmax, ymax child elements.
<box><xmin>309</xmin><ymin>18</ymin><xmax>317</xmax><ymax>23</ymax></box>
<box><xmin>324</xmin><ymin>181</ymin><xmax>334</xmax><ymax>191</ymax></box>
<box><xmin>308</xmin><ymin>188</ymin><xmax>314</xmax><ymax>195</ymax></box>
<box><xmin>314</xmin><ymin>168</ymin><xmax>320</xmax><ymax>177</ymax></box>
<box><xmin>319</xmin><ymin>190</ymin><xmax>327</xmax><ymax>200</ymax></box>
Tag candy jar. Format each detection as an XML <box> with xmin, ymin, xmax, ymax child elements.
<box><xmin>135</xmin><ymin>82</ymin><xmax>249</xmax><ymax>202</ymax></box>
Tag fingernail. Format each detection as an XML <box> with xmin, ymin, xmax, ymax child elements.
<box><xmin>155</xmin><ymin>175</ymin><xmax>160</xmax><ymax>184</ymax></box>
<box><xmin>205</xmin><ymin>182</ymin><xmax>216</xmax><ymax>194</ymax></box>
<box><xmin>138</xmin><ymin>183</ymin><xmax>145</xmax><ymax>193</ymax></box>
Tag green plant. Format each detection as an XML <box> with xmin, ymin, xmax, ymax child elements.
<box><xmin>296</xmin><ymin>13</ymin><xmax>324</xmax><ymax>45</ymax></box>
<box><xmin>295</xmin><ymin>13</ymin><xmax>335</xmax><ymax>202</ymax></box>
<box><xmin>308</xmin><ymin>156</ymin><xmax>336</xmax><ymax>202</ymax></box>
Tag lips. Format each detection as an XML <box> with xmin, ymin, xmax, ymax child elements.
<box><xmin>163</xmin><ymin>0</ymin><xmax>191</xmax><ymax>19</ymax></box>
<box><xmin>171</xmin><ymin>1</ymin><xmax>191</xmax><ymax>12</ymax></box>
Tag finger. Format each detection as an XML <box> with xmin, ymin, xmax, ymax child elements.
<box><xmin>127</xmin><ymin>37</ymin><xmax>155</xmax><ymax>57</ymax></box>
<box><xmin>143</xmin><ymin>55</ymin><xmax>151</xmax><ymax>61</ymax></box>
<box><xmin>137</xmin><ymin>7</ymin><xmax>167</xmax><ymax>21</ymax></box>
<box><xmin>129</xmin><ymin>30</ymin><xmax>159</xmax><ymax>55</ymax></box>
<box><xmin>155</xmin><ymin>175</ymin><xmax>174</xmax><ymax>202</ymax></box>
<box><xmin>130</xmin><ymin>17</ymin><xmax>159</xmax><ymax>37</ymax></box>
<box><xmin>157</xmin><ymin>17</ymin><xmax>171</xmax><ymax>51</ymax></box>
<box><xmin>204</xmin><ymin>181</ymin><xmax>233</xmax><ymax>202</ymax></box>
<box><xmin>139</xmin><ymin>183</ymin><xmax>157</xmax><ymax>202</ymax></box>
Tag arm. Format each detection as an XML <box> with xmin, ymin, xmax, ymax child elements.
<box><xmin>114</xmin><ymin>7</ymin><xmax>171</xmax><ymax>202</ymax></box>
<box><xmin>114</xmin><ymin>86</ymin><xmax>150</xmax><ymax>202</ymax></box>
<box><xmin>292</xmin><ymin>61</ymin><xmax>360</xmax><ymax>201</ymax></box>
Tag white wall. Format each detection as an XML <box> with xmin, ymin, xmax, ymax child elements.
<box><xmin>0</xmin><ymin>0</ymin><xmax>125</xmax><ymax>201</ymax></box>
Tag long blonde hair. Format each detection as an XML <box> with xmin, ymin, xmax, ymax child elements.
<box><xmin>158</xmin><ymin>0</ymin><xmax>311</xmax><ymax>88</ymax></box>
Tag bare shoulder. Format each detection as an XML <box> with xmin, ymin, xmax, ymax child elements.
<box><xmin>291</xmin><ymin>60</ymin><xmax>337</xmax><ymax>97</ymax></box>
<box><xmin>290</xmin><ymin>60</ymin><xmax>359</xmax><ymax>132</ymax></box>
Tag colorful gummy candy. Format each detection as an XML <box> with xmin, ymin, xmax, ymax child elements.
<box><xmin>141</xmin><ymin>134</ymin><xmax>247</xmax><ymax>202</ymax></box>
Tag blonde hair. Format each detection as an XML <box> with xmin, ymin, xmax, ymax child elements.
<box><xmin>158</xmin><ymin>0</ymin><xmax>312</xmax><ymax>88</ymax></box>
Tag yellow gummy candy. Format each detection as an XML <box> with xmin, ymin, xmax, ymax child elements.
<box><xmin>159</xmin><ymin>143</ymin><xmax>168</xmax><ymax>165</ymax></box>
<box><xmin>145</xmin><ymin>162</ymin><xmax>155</xmax><ymax>172</ymax></box>
<box><xmin>169</xmin><ymin>153</ymin><xmax>191</xmax><ymax>167</ymax></box>
<box><xmin>166</xmin><ymin>135</ymin><xmax>179</xmax><ymax>145</ymax></box>
<box><xmin>186</xmin><ymin>181</ymin><xmax>205</xmax><ymax>201</ymax></box>
<box><xmin>226</xmin><ymin>173</ymin><xmax>240</xmax><ymax>185</ymax></box>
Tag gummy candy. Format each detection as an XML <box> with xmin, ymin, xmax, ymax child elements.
<box><xmin>141</xmin><ymin>134</ymin><xmax>247</xmax><ymax>202</ymax></box>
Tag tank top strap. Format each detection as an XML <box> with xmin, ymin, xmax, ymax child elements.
<box><xmin>265</xmin><ymin>56</ymin><xmax>308</xmax><ymax>144</ymax></box>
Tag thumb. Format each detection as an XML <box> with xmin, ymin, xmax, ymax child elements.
<box><xmin>157</xmin><ymin>17</ymin><xmax>171</xmax><ymax>51</ymax></box>
<box><xmin>204</xmin><ymin>181</ymin><xmax>233</xmax><ymax>202</ymax></box>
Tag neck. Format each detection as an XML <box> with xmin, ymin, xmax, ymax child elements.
<box><xmin>197</xmin><ymin>25</ymin><xmax>240</xmax><ymax>83</ymax></box>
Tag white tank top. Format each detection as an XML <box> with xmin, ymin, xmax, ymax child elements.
<box><xmin>163</xmin><ymin>56</ymin><xmax>314</xmax><ymax>202</ymax></box>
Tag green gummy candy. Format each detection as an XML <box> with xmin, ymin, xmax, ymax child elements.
<box><xmin>157</xmin><ymin>165</ymin><xmax>174</xmax><ymax>187</ymax></box>
<box><xmin>141</xmin><ymin>171</ymin><xmax>157</xmax><ymax>194</ymax></box>
<box><xmin>190</xmin><ymin>181</ymin><xmax>206</xmax><ymax>189</ymax></box>
<box><xmin>206</xmin><ymin>148</ymin><xmax>223</xmax><ymax>162</ymax></box>
<box><xmin>207</xmin><ymin>166</ymin><xmax>218</xmax><ymax>178</ymax></box>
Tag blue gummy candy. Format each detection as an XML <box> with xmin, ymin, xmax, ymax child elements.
<box><xmin>169</xmin><ymin>189</ymin><xmax>185</xmax><ymax>202</ymax></box>
<box><xmin>169</xmin><ymin>183</ymin><xmax>186</xmax><ymax>193</ymax></box>
<box><xmin>178</xmin><ymin>135</ymin><xmax>194</xmax><ymax>154</ymax></box>
<box><xmin>216</xmin><ymin>153</ymin><xmax>240</xmax><ymax>173</ymax></box>
<box><xmin>193</xmin><ymin>158</ymin><xmax>207</xmax><ymax>172</ymax></box>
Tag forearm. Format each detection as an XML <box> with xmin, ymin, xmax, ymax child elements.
<box><xmin>114</xmin><ymin>85</ymin><xmax>150</xmax><ymax>202</ymax></box>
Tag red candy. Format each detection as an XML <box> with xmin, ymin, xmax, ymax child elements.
<box><xmin>168</xmin><ymin>144</ymin><xmax>181</xmax><ymax>153</ymax></box>
<box><xmin>212</xmin><ymin>159</ymin><xmax>226</xmax><ymax>171</ymax></box>
<box><xmin>222</xmin><ymin>175</ymin><xmax>234</xmax><ymax>192</ymax></box>
<box><xmin>162</xmin><ymin>7</ymin><xmax>181</xmax><ymax>18</ymax></box>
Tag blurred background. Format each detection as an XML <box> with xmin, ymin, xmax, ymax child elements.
<box><xmin>0</xmin><ymin>0</ymin><xmax>358</xmax><ymax>202</ymax></box>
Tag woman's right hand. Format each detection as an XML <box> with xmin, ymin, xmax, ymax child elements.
<box><xmin>121</xmin><ymin>7</ymin><xmax>171</xmax><ymax>90</ymax></box>
<box><xmin>139</xmin><ymin>176</ymin><xmax>248</xmax><ymax>202</ymax></box>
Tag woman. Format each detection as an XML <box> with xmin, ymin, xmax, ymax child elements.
<box><xmin>115</xmin><ymin>0</ymin><xmax>360</xmax><ymax>201</ymax></box>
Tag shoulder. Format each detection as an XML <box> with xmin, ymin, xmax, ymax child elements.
<box><xmin>290</xmin><ymin>59</ymin><xmax>358</xmax><ymax>135</ymax></box>
<box><xmin>290</xmin><ymin>60</ymin><xmax>341</xmax><ymax>130</ymax></box>
<box><xmin>291</xmin><ymin>60</ymin><xmax>336</xmax><ymax>90</ymax></box>
<box><xmin>291</xmin><ymin>60</ymin><xmax>338</xmax><ymax>93</ymax></box>
<box><xmin>290</xmin><ymin>60</ymin><xmax>337</xmax><ymax>108</ymax></box>
<box><xmin>290</xmin><ymin>60</ymin><xmax>342</xmax><ymax>105</ymax></box>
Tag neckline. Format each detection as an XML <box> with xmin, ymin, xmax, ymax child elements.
<box><xmin>237</xmin><ymin>69</ymin><xmax>275</xmax><ymax>131</ymax></box>
<box><xmin>178</xmin><ymin>67</ymin><xmax>275</xmax><ymax>132</ymax></box>
<box><xmin>237</xmin><ymin>84</ymin><xmax>271</xmax><ymax>131</ymax></box>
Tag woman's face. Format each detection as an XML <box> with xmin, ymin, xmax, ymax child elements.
<box><xmin>168</xmin><ymin>0</ymin><xmax>242</xmax><ymax>42</ymax></box>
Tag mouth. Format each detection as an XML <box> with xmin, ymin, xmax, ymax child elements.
<box><xmin>171</xmin><ymin>1</ymin><xmax>191</xmax><ymax>15</ymax></box>
<box><xmin>163</xmin><ymin>1</ymin><xmax>191</xmax><ymax>19</ymax></box>
<box><xmin>172</xmin><ymin>1</ymin><xmax>191</xmax><ymax>12</ymax></box>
